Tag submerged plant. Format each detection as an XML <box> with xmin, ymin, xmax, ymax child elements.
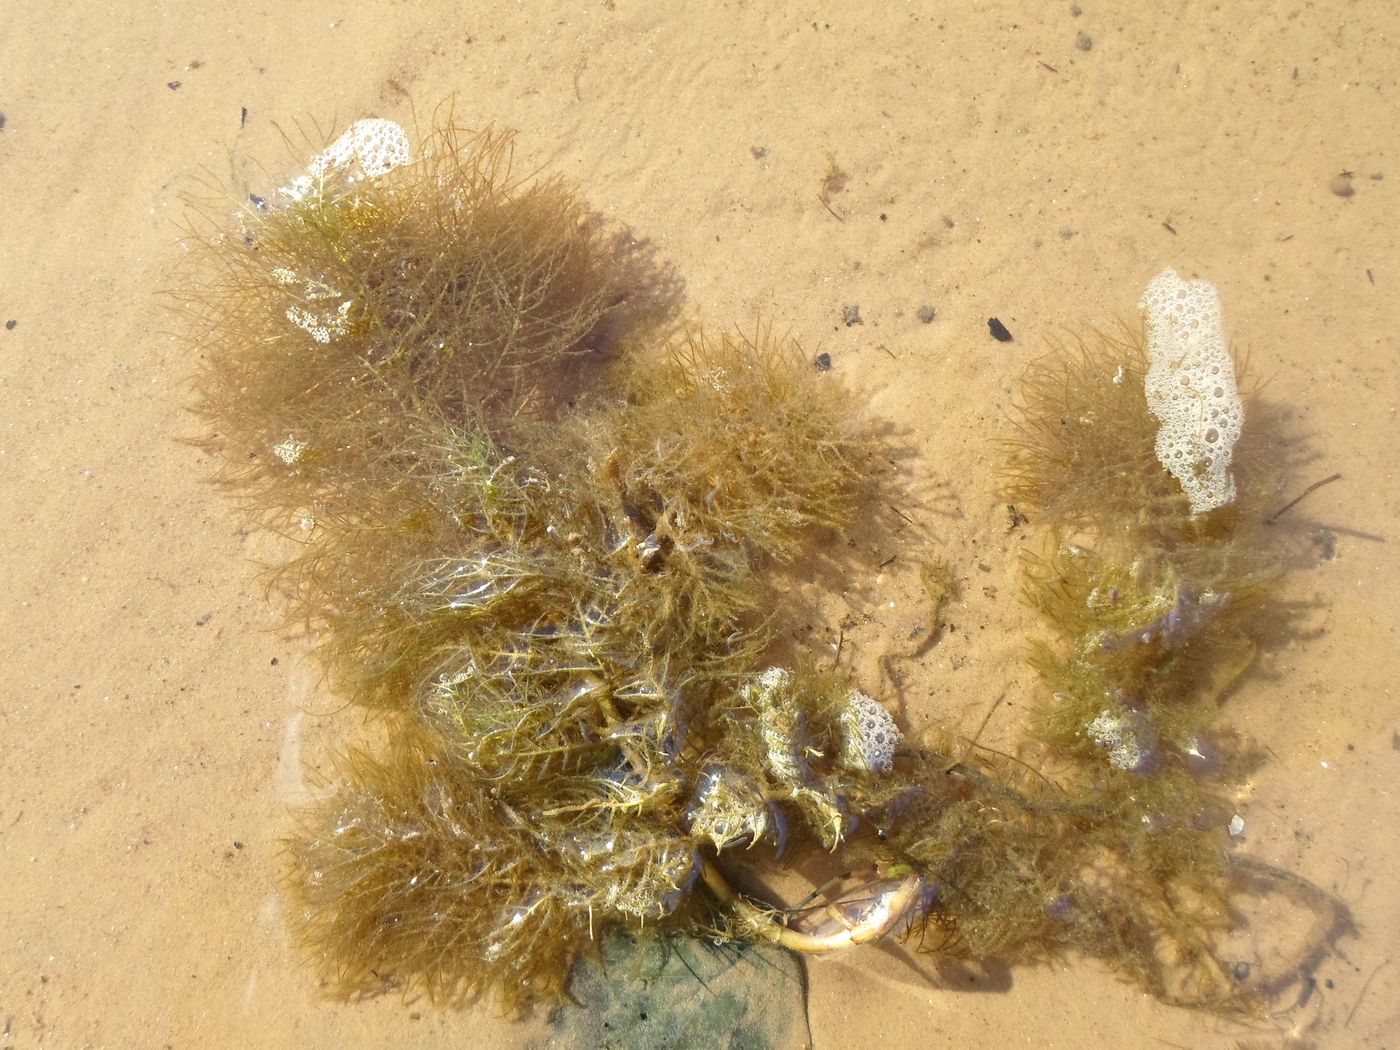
<box><xmin>896</xmin><ymin>308</ymin><xmax>1337</xmax><ymax>1007</ymax></box>
<box><xmin>186</xmin><ymin>116</ymin><xmax>1342</xmax><ymax>1018</ymax></box>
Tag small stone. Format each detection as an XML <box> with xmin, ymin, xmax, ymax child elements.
<box><xmin>842</xmin><ymin>304</ymin><xmax>863</xmax><ymax>327</ymax></box>
<box><xmin>1075</xmin><ymin>31</ymin><xmax>1092</xmax><ymax>51</ymax></box>
<box><xmin>813</xmin><ymin>352</ymin><xmax>832</xmax><ymax>371</ymax></box>
<box><xmin>988</xmin><ymin>317</ymin><xmax>1014</xmax><ymax>342</ymax></box>
<box><xmin>1228</xmin><ymin>814</ymin><xmax>1245</xmax><ymax>838</ymax></box>
<box><xmin>1329</xmin><ymin>173</ymin><xmax>1355</xmax><ymax>197</ymax></box>
<box><xmin>4</xmin><ymin>319</ymin><xmax>16</xmax><ymax>330</ymax></box>
<box><xmin>917</xmin><ymin>305</ymin><xmax>936</xmax><ymax>324</ymax></box>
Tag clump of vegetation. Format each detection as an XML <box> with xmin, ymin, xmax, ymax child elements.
<box><xmin>1004</xmin><ymin>325</ymin><xmax>1285</xmax><ymax>767</ymax></box>
<box><xmin>925</xmin><ymin>323</ymin><xmax>1341</xmax><ymax>1007</ymax></box>
<box><xmin>182</xmin><ymin>120</ymin><xmax>627</xmax><ymax>534</ymax></box>
<box><xmin>186</xmin><ymin>117</ymin><xmax>1342</xmax><ymax>1016</ymax></box>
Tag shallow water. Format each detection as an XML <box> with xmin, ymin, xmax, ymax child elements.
<box><xmin>1</xmin><ymin>2</ymin><xmax>1396</xmax><ymax>1047</ymax></box>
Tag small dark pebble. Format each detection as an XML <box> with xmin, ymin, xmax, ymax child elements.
<box><xmin>988</xmin><ymin>317</ymin><xmax>1014</xmax><ymax>342</ymax></box>
<box><xmin>233</xmin><ymin>840</ymin><xmax>244</xmax><ymax>850</ymax></box>
<box><xmin>271</xmin><ymin>656</ymin><xmax>280</xmax><ymax>666</ymax></box>
<box><xmin>167</xmin><ymin>80</ymin><xmax>182</xmax><ymax>91</ymax></box>
<box><xmin>1325</xmin><ymin>978</ymin><xmax>1335</xmax><ymax>989</ymax></box>
<box><xmin>5</xmin><ymin>320</ymin><xmax>15</xmax><ymax>331</ymax></box>
<box><xmin>1233</xmin><ymin>961</ymin><xmax>1251</xmax><ymax>981</ymax></box>
<box><xmin>813</xmin><ymin>352</ymin><xmax>832</xmax><ymax>371</ymax></box>
<box><xmin>917</xmin><ymin>305</ymin><xmax>936</xmax><ymax>324</ymax></box>
<box><xmin>240</xmin><ymin>106</ymin><xmax>249</xmax><ymax>128</ymax></box>
<box><xmin>195</xmin><ymin>612</ymin><xmax>213</xmax><ymax>627</ymax></box>
<box><xmin>842</xmin><ymin>304</ymin><xmax>863</xmax><ymax>327</ymax></box>
<box><xmin>1076</xmin><ymin>31</ymin><xmax>1092</xmax><ymax>51</ymax></box>
<box><xmin>879</xmin><ymin>212</ymin><xmax>888</xmax><ymax>222</ymax></box>
<box><xmin>1329</xmin><ymin>173</ymin><xmax>1355</xmax><ymax>198</ymax></box>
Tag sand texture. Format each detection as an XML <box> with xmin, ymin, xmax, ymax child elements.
<box><xmin>2</xmin><ymin>2</ymin><xmax>1397</xmax><ymax>1048</ymax></box>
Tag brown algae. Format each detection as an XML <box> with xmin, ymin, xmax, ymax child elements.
<box><xmin>184</xmin><ymin>117</ymin><xmax>1343</xmax><ymax>1014</ymax></box>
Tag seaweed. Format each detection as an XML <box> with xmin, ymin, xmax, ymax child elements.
<box><xmin>881</xmin><ymin>323</ymin><xmax>1343</xmax><ymax>1011</ymax></box>
<box><xmin>185</xmin><ymin>116</ymin><xmax>1343</xmax><ymax>1018</ymax></box>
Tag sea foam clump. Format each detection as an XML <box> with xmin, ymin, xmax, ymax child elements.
<box><xmin>838</xmin><ymin>690</ymin><xmax>900</xmax><ymax>775</ymax></box>
<box><xmin>282</xmin><ymin>118</ymin><xmax>412</xmax><ymax>202</ymax></box>
<box><xmin>1140</xmin><ymin>269</ymin><xmax>1243</xmax><ymax>514</ymax></box>
<box><xmin>1087</xmin><ymin>706</ymin><xmax>1157</xmax><ymax>774</ymax></box>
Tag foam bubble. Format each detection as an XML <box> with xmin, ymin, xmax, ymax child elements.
<box><xmin>838</xmin><ymin>690</ymin><xmax>900</xmax><ymax>775</ymax></box>
<box><xmin>1140</xmin><ymin>269</ymin><xmax>1243</xmax><ymax>514</ymax></box>
<box><xmin>282</xmin><ymin>118</ymin><xmax>412</xmax><ymax>202</ymax></box>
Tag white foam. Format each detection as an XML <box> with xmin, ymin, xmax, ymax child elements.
<box><xmin>1087</xmin><ymin>707</ymin><xmax>1156</xmax><ymax>773</ymax></box>
<box><xmin>282</xmin><ymin>118</ymin><xmax>412</xmax><ymax>202</ymax></box>
<box><xmin>838</xmin><ymin>690</ymin><xmax>900</xmax><ymax>775</ymax></box>
<box><xmin>1140</xmin><ymin>269</ymin><xmax>1244</xmax><ymax>514</ymax></box>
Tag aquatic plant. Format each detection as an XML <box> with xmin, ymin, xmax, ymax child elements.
<box><xmin>186</xmin><ymin>116</ymin><xmax>1341</xmax><ymax>1016</ymax></box>
<box><xmin>883</xmin><ymin>316</ymin><xmax>1337</xmax><ymax>1008</ymax></box>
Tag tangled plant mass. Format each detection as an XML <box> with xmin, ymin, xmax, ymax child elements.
<box><xmin>183</xmin><ymin>117</ymin><xmax>1344</xmax><ymax>1014</ymax></box>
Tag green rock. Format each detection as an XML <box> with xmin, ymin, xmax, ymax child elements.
<box><xmin>545</xmin><ymin>930</ymin><xmax>809</xmax><ymax>1050</ymax></box>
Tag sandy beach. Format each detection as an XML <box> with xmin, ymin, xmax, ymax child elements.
<box><xmin>2</xmin><ymin>2</ymin><xmax>1397</xmax><ymax>1047</ymax></box>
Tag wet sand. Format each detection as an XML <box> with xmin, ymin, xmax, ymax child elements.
<box><xmin>2</xmin><ymin>3</ymin><xmax>1397</xmax><ymax>1047</ymax></box>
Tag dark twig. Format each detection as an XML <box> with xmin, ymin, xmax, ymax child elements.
<box><xmin>1266</xmin><ymin>472</ymin><xmax>1342</xmax><ymax>525</ymax></box>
